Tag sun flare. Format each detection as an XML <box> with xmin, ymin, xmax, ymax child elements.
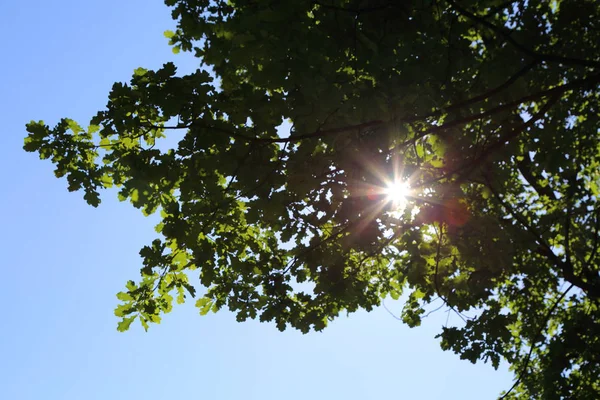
<box><xmin>384</xmin><ymin>180</ymin><xmax>410</xmax><ymax>204</ymax></box>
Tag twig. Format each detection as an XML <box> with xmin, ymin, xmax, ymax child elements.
<box><xmin>142</xmin><ymin>73</ymin><xmax>600</xmax><ymax>147</ymax></box>
<box><xmin>382</xmin><ymin>299</ymin><xmax>403</xmax><ymax>320</ymax></box>
<box><xmin>499</xmin><ymin>284</ymin><xmax>574</xmax><ymax>399</ymax></box>
<box><xmin>433</xmin><ymin>224</ymin><xmax>467</xmax><ymax>323</ymax></box>
<box><xmin>447</xmin><ymin>0</ymin><xmax>600</xmax><ymax>69</ymax></box>
<box><xmin>485</xmin><ymin>176</ymin><xmax>600</xmax><ymax>299</ymax></box>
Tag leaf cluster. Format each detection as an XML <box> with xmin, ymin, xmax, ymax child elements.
<box><xmin>25</xmin><ymin>0</ymin><xmax>600</xmax><ymax>397</ymax></box>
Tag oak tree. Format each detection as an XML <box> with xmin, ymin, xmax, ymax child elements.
<box><xmin>24</xmin><ymin>0</ymin><xmax>600</xmax><ymax>398</ymax></box>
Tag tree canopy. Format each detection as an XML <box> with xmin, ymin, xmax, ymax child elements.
<box><xmin>24</xmin><ymin>0</ymin><xmax>600</xmax><ymax>398</ymax></box>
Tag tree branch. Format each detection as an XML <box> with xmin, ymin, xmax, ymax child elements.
<box><xmin>396</xmin><ymin>73</ymin><xmax>600</xmax><ymax>151</ymax></box>
<box><xmin>414</xmin><ymin>60</ymin><xmax>538</xmax><ymax>120</ymax></box>
<box><xmin>482</xmin><ymin>0</ymin><xmax>519</xmax><ymax>19</ymax></box>
<box><xmin>312</xmin><ymin>1</ymin><xmax>396</xmax><ymax>15</ymax></box>
<box><xmin>587</xmin><ymin>207</ymin><xmax>600</xmax><ymax>266</ymax></box>
<box><xmin>433</xmin><ymin>225</ymin><xmax>468</xmax><ymax>323</ymax></box>
<box><xmin>415</xmin><ymin>93</ymin><xmax>560</xmax><ymax>189</ymax></box>
<box><xmin>582</xmin><ymin>206</ymin><xmax>600</xmax><ymax>285</ymax></box>
<box><xmin>485</xmin><ymin>176</ymin><xmax>600</xmax><ymax>299</ymax></box>
<box><xmin>447</xmin><ymin>0</ymin><xmax>600</xmax><ymax>69</ymax></box>
<box><xmin>499</xmin><ymin>283</ymin><xmax>575</xmax><ymax>399</ymax></box>
<box><xmin>563</xmin><ymin>174</ymin><xmax>580</xmax><ymax>275</ymax></box>
<box><xmin>143</xmin><ymin>73</ymin><xmax>600</xmax><ymax>147</ymax></box>
<box><xmin>517</xmin><ymin>156</ymin><xmax>557</xmax><ymax>200</ymax></box>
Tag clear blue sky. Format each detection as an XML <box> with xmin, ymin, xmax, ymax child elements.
<box><xmin>1</xmin><ymin>1</ymin><xmax>513</xmax><ymax>399</ymax></box>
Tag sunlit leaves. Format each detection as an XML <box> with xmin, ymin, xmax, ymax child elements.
<box><xmin>23</xmin><ymin>0</ymin><xmax>600</xmax><ymax>397</ymax></box>
<box><xmin>195</xmin><ymin>297</ymin><xmax>214</xmax><ymax>316</ymax></box>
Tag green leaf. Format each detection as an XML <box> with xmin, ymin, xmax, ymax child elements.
<box><xmin>196</xmin><ymin>297</ymin><xmax>213</xmax><ymax>316</ymax></box>
<box><xmin>140</xmin><ymin>317</ymin><xmax>149</xmax><ymax>332</ymax></box>
<box><xmin>114</xmin><ymin>304</ymin><xmax>134</xmax><ymax>317</ymax></box>
<box><xmin>117</xmin><ymin>316</ymin><xmax>136</xmax><ymax>332</ymax></box>
<box><xmin>88</xmin><ymin>124</ymin><xmax>100</xmax><ymax>134</ymax></box>
<box><xmin>116</xmin><ymin>292</ymin><xmax>133</xmax><ymax>302</ymax></box>
<box><xmin>134</xmin><ymin>67</ymin><xmax>148</xmax><ymax>76</ymax></box>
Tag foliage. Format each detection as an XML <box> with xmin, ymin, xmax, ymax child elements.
<box><xmin>24</xmin><ymin>0</ymin><xmax>600</xmax><ymax>398</ymax></box>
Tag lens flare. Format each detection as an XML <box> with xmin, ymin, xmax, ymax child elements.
<box><xmin>384</xmin><ymin>180</ymin><xmax>410</xmax><ymax>204</ymax></box>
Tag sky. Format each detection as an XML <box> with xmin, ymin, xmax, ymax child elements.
<box><xmin>1</xmin><ymin>1</ymin><xmax>514</xmax><ymax>399</ymax></box>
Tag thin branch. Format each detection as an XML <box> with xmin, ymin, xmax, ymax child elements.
<box><xmin>433</xmin><ymin>225</ymin><xmax>467</xmax><ymax>323</ymax></box>
<box><xmin>143</xmin><ymin>73</ymin><xmax>600</xmax><ymax>147</ymax></box>
<box><xmin>413</xmin><ymin>60</ymin><xmax>539</xmax><ymax>121</ymax></box>
<box><xmin>194</xmin><ymin>120</ymin><xmax>384</xmax><ymax>144</ymax></box>
<box><xmin>587</xmin><ymin>207</ymin><xmax>600</xmax><ymax>266</ymax></box>
<box><xmin>564</xmin><ymin>178</ymin><xmax>575</xmax><ymax>268</ymax></box>
<box><xmin>486</xmin><ymin>176</ymin><xmax>600</xmax><ymax>299</ymax></box>
<box><xmin>415</xmin><ymin>93</ymin><xmax>560</xmax><ymax>189</ymax></box>
<box><xmin>499</xmin><ymin>284</ymin><xmax>574</xmax><ymax>399</ymax></box>
<box><xmin>462</xmin><ymin>94</ymin><xmax>559</xmax><ymax>168</ymax></box>
<box><xmin>582</xmin><ymin>206</ymin><xmax>600</xmax><ymax>285</ymax></box>
<box><xmin>312</xmin><ymin>1</ymin><xmax>395</xmax><ymax>15</ymax></box>
<box><xmin>482</xmin><ymin>0</ymin><xmax>519</xmax><ymax>18</ymax></box>
<box><xmin>517</xmin><ymin>157</ymin><xmax>557</xmax><ymax>200</ymax></box>
<box><xmin>395</xmin><ymin>73</ymin><xmax>600</xmax><ymax>152</ymax></box>
<box><xmin>382</xmin><ymin>299</ymin><xmax>403</xmax><ymax>320</ymax></box>
<box><xmin>447</xmin><ymin>0</ymin><xmax>600</xmax><ymax>69</ymax></box>
<box><xmin>423</xmin><ymin>299</ymin><xmax>446</xmax><ymax>319</ymax></box>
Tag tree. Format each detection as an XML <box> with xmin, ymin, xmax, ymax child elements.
<box><xmin>24</xmin><ymin>0</ymin><xmax>600</xmax><ymax>397</ymax></box>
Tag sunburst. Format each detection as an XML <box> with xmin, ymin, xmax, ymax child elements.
<box><xmin>384</xmin><ymin>180</ymin><xmax>410</xmax><ymax>205</ymax></box>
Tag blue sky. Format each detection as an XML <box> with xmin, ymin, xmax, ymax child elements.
<box><xmin>1</xmin><ymin>1</ymin><xmax>513</xmax><ymax>398</ymax></box>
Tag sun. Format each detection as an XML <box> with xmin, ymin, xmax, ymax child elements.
<box><xmin>384</xmin><ymin>180</ymin><xmax>410</xmax><ymax>204</ymax></box>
